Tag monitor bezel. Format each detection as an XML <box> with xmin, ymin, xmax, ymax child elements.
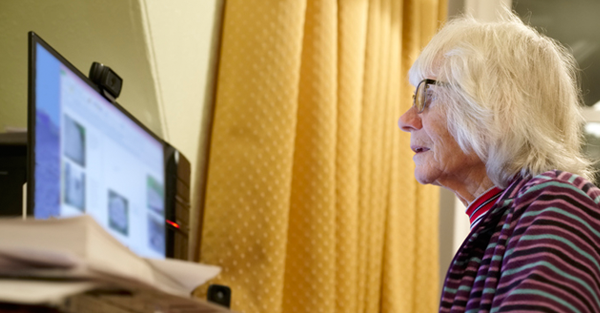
<box><xmin>27</xmin><ymin>31</ymin><xmax>171</xmax><ymax>257</ymax></box>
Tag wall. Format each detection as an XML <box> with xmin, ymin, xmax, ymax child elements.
<box><xmin>139</xmin><ymin>0</ymin><xmax>224</xmax><ymax>259</ymax></box>
<box><xmin>465</xmin><ymin>0</ymin><xmax>513</xmax><ymax>22</ymax></box>
<box><xmin>0</xmin><ymin>0</ymin><xmax>163</xmax><ymax>136</ymax></box>
<box><xmin>439</xmin><ymin>0</ymin><xmax>512</xmax><ymax>288</ymax></box>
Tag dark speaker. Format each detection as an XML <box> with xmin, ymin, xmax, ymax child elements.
<box><xmin>0</xmin><ymin>132</ymin><xmax>27</xmax><ymax>217</ymax></box>
<box><xmin>207</xmin><ymin>284</ymin><xmax>231</xmax><ymax>308</ymax></box>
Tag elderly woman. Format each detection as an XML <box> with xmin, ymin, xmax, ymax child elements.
<box><xmin>399</xmin><ymin>12</ymin><xmax>600</xmax><ymax>313</ymax></box>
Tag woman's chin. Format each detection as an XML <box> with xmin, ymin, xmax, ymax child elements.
<box><xmin>414</xmin><ymin>169</ymin><xmax>437</xmax><ymax>185</ymax></box>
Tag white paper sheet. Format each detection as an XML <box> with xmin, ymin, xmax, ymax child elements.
<box><xmin>0</xmin><ymin>216</ymin><xmax>222</xmax><ymax>304</ymax></box>
<box><xmin>0</xmin><ymin>279</ymin><xmax>96</xmax><ymax>304</ymax></box>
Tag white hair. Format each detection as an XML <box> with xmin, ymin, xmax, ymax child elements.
<box><xmin>409</xmin><ymin>10</ymin><xmax>595</xmax><ymax>188</ymax></box>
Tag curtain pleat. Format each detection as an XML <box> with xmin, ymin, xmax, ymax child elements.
<box><xmin>197</xmin><ymin>1</ymin><xmax>307</xmax><ymax>312</ymax></box>
<box><xmin>335</xmin><ymin>1</ymin><xmax>368</xmax><ymax>313</ymax></box>
<box><xmin>355</xmin><ymin>0</ymin><xmax>380</xmax><ymax>310</ymax></box>
<box><xmin>365</xmin><ymin>0</ymin><xmax>391</xmax><ymax>311</ymax></box>
<box><xmin>282</xmin><ymin>0</ymin><xmax>338</xmax><ymax>312</ymax></box>
<box><xmin>197</xmin><ymin>1</ymin><xmax>446</xmax><ymax>312</ymax></box>
<box><xmin>380</xmin><ymin>1</ymin><xmax>405</xmax><ymax>312</ymax></box>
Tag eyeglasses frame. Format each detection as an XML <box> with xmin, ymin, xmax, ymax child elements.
<box><xmin>412</xmin><ymin>78</ymin><xmax>438</xmax><ymax>114</ymax></box>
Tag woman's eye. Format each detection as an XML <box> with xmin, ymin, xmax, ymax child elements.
<box><xmin>425</xmin><ymin>90</ymin><xmax>436</xmax><ymax>102</ymax></box>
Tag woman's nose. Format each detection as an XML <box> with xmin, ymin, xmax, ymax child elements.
<box><xmin>398</xmin><ymin>106</ymin><xmax>422</xmax><ymax>132</ymax></box>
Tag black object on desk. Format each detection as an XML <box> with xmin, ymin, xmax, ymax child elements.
<box><xmin>207</xmin><ymin>284</ymin><xmax>231</xmax><ymax>309</ymax></box>
<box><xmin>0</xmin><ymin>132</ymin><xmax>27</xmax><ymax>217</ymax></box>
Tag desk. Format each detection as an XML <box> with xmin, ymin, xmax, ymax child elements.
<box><xmin>0</xmin><ymin>287</ymin><xmax>230</xmax><ymax>313</ymax></box>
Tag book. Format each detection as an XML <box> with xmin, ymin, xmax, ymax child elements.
<box><xmin>0</xmin><ymin>215</ymin><xmax>225</xmax><ymax>312</ymax></box>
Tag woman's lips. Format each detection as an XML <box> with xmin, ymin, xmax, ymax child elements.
<box><xmin>411</xmin><ymin>145</ymin><xmax>430</xmax><ymax>153</ymax></box>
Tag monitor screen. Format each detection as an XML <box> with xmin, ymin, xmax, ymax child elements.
<box><xmin>28</xmin><ymin>33</ymin><xmax>166</xmax><ymax>259</ymax></box>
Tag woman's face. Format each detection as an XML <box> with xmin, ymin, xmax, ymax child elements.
<box><xmin>398</xmin><ymin>81</ymin><xmax>485</xmax><ymax>187</ymax></box>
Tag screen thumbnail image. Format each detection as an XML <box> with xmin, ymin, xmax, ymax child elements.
<box><xmin>108</xmin><ymin>190</ymin><xmax>129</xmax><ymax>236</ymax></box>
<box><xmin>63</xmin><ymin>115</ymin><xmax>86</xmax><ymax>167</ymax></box>
<box><xmin>147</xmin><ymin>214</ymin><xmax>165</xmax><ymax>254</ymax></box>
<box><xmin>146</xmin><ymin>175</ymin><xmax>164</xmax><ymax>215</ymax></box>
<box><xmin>63</xmin><ymin>161</ymin><xmax>85</xmax><ymax>211</ymax></box>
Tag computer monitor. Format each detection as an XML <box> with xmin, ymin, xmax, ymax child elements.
<box><xmin>27</xmin><ymin>32</ymin><xmax>167</xmax><ymax>259</ymax></box>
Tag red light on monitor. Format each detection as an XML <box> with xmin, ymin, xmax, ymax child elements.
<box><xmin>166</xmin><ymin>220</ymin><xmax>180</xmax><ymax>229</ymax></box>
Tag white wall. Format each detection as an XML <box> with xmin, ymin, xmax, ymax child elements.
<box><xmin>450</xmin><ymin>0</ymin><xmax>513</xmax><ymax>251</ymax></box>
<box><xmin>140</xmin><ymin>0</ymin><xmax>224</xmax><ymax>260</ymax></box>
<box><xmin>465</xmin><ymin>0</ymin><xmax>513</xmax><ymax>21</ymax></box>
<box><xmin>439</xmin><ymin>0</ymin><xmax>513</xmax><ymax>287</ymax></box>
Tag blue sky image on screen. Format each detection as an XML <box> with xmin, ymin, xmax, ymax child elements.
<box><xmin>33</xmin><ymin>43</ymin><xmax>166</xmax><ymax>259</ymax></box>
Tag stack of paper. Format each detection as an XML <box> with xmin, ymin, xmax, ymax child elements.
<box><xmin>0</xmin><ymin>215</ymin><xmax>228</xmax><ymax>312</ymax></box>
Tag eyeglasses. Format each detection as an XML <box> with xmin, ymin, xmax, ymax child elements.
<box><xmin>412</xmin><ymin>79</ymin><xmax>438</xmax><ymax>113</ymax></box>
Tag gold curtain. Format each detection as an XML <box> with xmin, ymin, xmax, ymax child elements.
<box><xmin>196</xmin><ymin>0</ymin><xmax>446</xmax><ymax>312</ymax></box>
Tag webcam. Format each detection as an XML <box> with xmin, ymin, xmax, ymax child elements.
<box><xmin>89</xmin><ymin>62</ymin><xmax>123</xmax><ymax>100</ymax></box>
<box><xmin>207</xmin><ymin>284</ymin><xmax>231</xmax><ymax>308</ymax></box>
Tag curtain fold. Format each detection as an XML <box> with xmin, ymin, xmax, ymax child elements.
<box><xmin>282</xmin><ymin>0</ymin><xmax>337</xmax><ymax>312</ymax></box>
<box><xmin>196</xmin><ymin>1</ymin><xmax>446</xmax><ymax>312</ymax></box>
<box><xmin>335</xmin><ymin>1</ymin><xmax>368</xmax><ymax>312</ymax></box>
<box><xmin>196</xmin><ymin>1</ymin><xmax>307</xmax><ymax>312</ymax></box>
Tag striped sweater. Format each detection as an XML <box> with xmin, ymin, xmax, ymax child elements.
<box><xmin>440</xmin><ymin>170</ymin><xmax>600</xmax><ymax>312</ymax></box>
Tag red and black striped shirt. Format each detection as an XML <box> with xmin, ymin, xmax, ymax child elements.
<box><xmin>465</xmin><ymin>186</ymin><xmax>503</xmax><ymax>230</ymax></box>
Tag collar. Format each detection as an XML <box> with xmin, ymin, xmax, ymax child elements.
<box><xmin>465</xmin><ymin>186</ymin><xmax>503</xmax><ymax>230</ymax></box>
